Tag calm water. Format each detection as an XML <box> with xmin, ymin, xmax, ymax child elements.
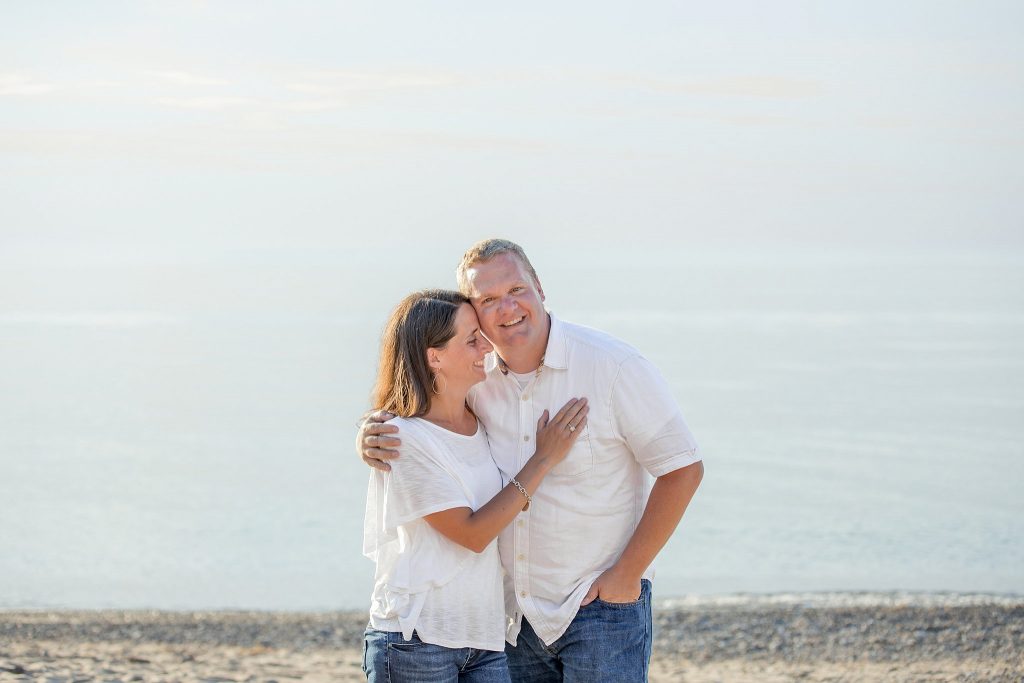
<box><xmin>1</xmin><ymin>250</ymin><xmax>1022</xmax><ymax>609</ymax></box>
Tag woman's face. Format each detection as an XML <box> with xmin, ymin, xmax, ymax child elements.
<box><xmin>431</xmin><ymin>303</ymin><xmax>493</xmax><ymax>389</ymax></box>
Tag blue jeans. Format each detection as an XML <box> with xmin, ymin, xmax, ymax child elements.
<box><xmin>363</xmin><ymin>628</ymin><xmax>512</xmax><ymax>682</ymax></box>
<box><xmin>505</xmin><ymin>580</ymin><xmax>653</xmax><ymax>683</ymax></box>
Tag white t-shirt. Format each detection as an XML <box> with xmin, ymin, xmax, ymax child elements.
<box><xmin>467</xmin><ymin>312</ymin><xmax>702</xmax><ymax>646</ymax></box>
<box><xmin>363</xmin><ymin>416</ymin><xmax>506</xmax><ymax>651</ymax></box>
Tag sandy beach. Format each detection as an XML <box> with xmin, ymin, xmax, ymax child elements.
<box><xmin>2</xmin><ymin>596</ymin><xmax>1021</xmax><ymax>682</ymax></box>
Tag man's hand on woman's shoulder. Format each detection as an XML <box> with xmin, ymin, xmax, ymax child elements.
<box><xmin>358</xmin><ymin>410</ymin><xmax>402</xmax><ymax>471</ymax></box>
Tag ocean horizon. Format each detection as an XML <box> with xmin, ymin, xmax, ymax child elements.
<box><xmin>2</xmin><ymin>248</ymin><xmax>1022</xmax><ymax>611</ymax></box>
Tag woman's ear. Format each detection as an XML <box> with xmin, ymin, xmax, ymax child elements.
<box><xmin>426</xmin><ymin>348</ymin><xmax>443</xmax><ymax>369</ymax></box>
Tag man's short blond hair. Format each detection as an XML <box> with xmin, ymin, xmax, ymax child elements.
<box><xmin>456</xmin><ymin>238</ymin><xmax>540</xmax><ymax>296</ymax></box>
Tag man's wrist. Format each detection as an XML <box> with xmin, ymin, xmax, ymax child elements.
<box><xmin>607</xmin><ymin>561</ymin><xmax>644</xmax><ymax>585</ymax></box>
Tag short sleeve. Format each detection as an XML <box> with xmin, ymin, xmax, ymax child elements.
<box><xmin>383</xmin><ymin>426</ymin><xmax>474</xmax><ymax>530</ymax></box>
<box><xmin>611</xmin><ymin>355</ymin><xmax>701</xmax><ymax>477</ymax></box>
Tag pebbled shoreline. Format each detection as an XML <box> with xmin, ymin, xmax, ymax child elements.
<box><xmin>2</xmin><ymin>597</ymin><xmax>1022</xmax><ymax>682</ymax></box>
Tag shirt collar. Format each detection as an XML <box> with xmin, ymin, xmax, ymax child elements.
<box><xmin>542</xmin><ymin>311</ymin><xmax>568</xmax><ymax>370</ymax></box>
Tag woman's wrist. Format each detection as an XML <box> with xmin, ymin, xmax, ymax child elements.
<box><xmin>528</xmin><ymin>448</ymin><xmax>557</xmax><ymax>475</ymax></box>
<box><xmin>508</xmin><ymin>476</ymin><xmax>532</xmax><ymax>510</ymax></box>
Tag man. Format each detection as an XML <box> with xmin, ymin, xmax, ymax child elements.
<box><xmin>359</xmin><ymin>238</ymin><xmax>703</xmax><ymax>682</ymax></box>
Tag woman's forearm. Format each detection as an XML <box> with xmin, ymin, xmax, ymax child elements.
<box><xmin>423</xmin><ymin>450</ymin><xmax>556</xmax><ymax>553</ymax></box>
<box><xmin>424</xmin><ymin>399</ymin><xmax>588</xmax><ymax>552</ymax></box>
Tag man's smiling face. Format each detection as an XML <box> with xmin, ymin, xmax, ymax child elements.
<box><xmin>464</xmin><ymin>252</ymin><xmax>547</xmax><ymax>356</ymax></box>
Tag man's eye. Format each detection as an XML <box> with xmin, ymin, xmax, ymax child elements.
<box><xmin>482</xmin><ymin>298</ymin><xmax>494</xmax><ymax>304</ymax></box>
<box><xmin>468</xmin><ymin>338</ymin><xmax>477</xmax><ymax>345</ymax></box>
<box><xmin>511</xmin><ymin>287</ymin><xmax>524</xmax><ymax>294</ymax></box>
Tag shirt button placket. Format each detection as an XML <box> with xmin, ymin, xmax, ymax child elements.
<box><xmin>515</xmin><ymin>517</ymin><xmax>528</xmax><ymax>606</ymax></box>
<box><xmin>516</xmin><ymin>384</ymin><xmax>531</xmax><ymax>609</ymax></box>
<box><xmin>521</xmin><ymin>385</ymin><xmax>532</xmax><ymax>468</ymax></box>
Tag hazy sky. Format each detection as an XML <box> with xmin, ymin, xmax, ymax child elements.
<box><xmin>3</xmin><ymin>4</ymin><xmax>1024</xmax><ymax>608</ymax></box>
<box><xmin>2</xmin><ymin>1</ymin><xmax>1022</xmax><ymax>265</ymax></box>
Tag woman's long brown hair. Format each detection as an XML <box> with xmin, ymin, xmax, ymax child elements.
<box><xmin>371</xmin><ymin>289</ymin><xmax>469</xmax><ymax>417</ymax></box>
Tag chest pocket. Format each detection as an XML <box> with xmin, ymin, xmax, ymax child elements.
<box><xmin>549</xmin><ymin>424</ymin><xmax>595</xmax><ymax>477</ymax></box>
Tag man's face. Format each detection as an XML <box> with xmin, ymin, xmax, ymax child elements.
<box><xmin>464</xmin><ymin>253</ymin><xmax>546</xmax><ymax>354</ymax></box>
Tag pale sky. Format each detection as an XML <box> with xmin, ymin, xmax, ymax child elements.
<box><xmin>2</xmin><ymin>3</ymin><xmax>1023</xmax><ymax>608</ymax></box>
<box><xmin>2</xmin><ymin>1</ymin><xmax>1023</xmax><ymax>265</ymax></box>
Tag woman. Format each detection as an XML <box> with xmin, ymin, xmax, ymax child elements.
<box><xmin>363</xmin><ymin>289</ymin><xmax>587</xmax><ymax>682</ymax></box>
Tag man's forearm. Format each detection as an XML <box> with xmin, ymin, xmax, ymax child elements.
<box><xmin>613</xmin><ymin>460</ymin><xmax>704</xmax><ymax>580</ymax></box>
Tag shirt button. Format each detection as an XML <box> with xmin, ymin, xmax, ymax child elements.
<box><xmin>517</xmin><ymin>554</ymin><xmax>525</xmax><ymax>561</ymax></box>
<box><xmin>517</xmin><ymin>520</ymin><xmax>524</xmax><ymax>527</ymax></box>
<box><xmin>520</xmin><ymin>591</ymin><xmax>527</xmax><ymax>598</ymax></box>
<box><xmin>522</xmin><ymin>394</ymin><xmax>529</xmax><ymax>401</ymax></box>
<box><xmin>524</xmin><ymin>435</ymin><xmax>530</xmax><ymax>441</ymax></box>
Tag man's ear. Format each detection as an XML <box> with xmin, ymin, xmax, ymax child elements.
<box><xmin>535</xmin><ymin>278</ymin><xmax>546</xmax><ymax>303</ymax></box>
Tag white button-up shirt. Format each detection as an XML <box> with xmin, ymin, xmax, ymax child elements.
<box><xmin>467</xmin><ymin>312</ymin><xmax>701</xmax><ymax>646</ymax></box>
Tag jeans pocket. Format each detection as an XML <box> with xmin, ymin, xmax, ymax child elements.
<box><xmin>594</xmin><ymin>595</ymin><xmax>642</xmax><ymax>609</ymax></box>
<box><xmin>386</xmin><ymin>633</ymin><xmax>456</xmax><ymax>680</ymax></box>
<box><xmin>388</xmin><ymin>631</ymin><xmax>424</xmax><ymax>652</ymax></box>
<box><xmin>591</xmin><ymin>579</ymin><xmax>650</xmax><ymax>609</ymax></box>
